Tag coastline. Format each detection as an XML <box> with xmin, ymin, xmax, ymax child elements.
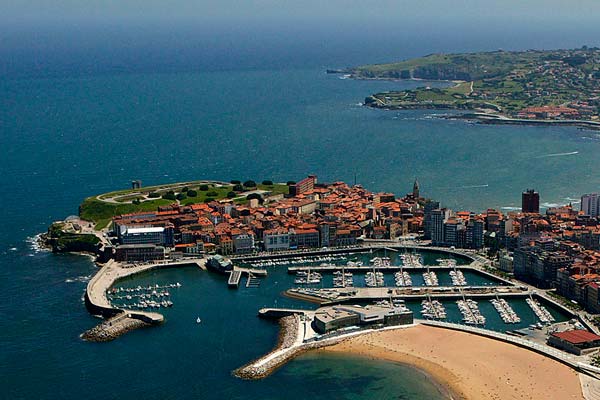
<box><xmin>362</xmin><ymin>101</ymin><xmax>600</xmax><ymax>131</ymax></box>
<box><xmin>322</xmin><ymin>324</ymin><xmax>585</xmax><ymax>400</ymax></box>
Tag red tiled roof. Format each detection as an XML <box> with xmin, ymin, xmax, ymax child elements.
<box><xmin>552</xmin><ymin>329</ymin><xmax>600</xmax><ymax>344</ymax></box>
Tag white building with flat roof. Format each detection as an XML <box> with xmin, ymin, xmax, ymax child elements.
<box><xmin>581</xmin><ymin>193</ymin><xmax>600</xmax><ymax>217</ymax></box>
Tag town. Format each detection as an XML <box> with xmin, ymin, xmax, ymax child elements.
<box><xmin>58</xmin><ymin>175</ymin><xmax>600</xmax><ymax>318</ymax></box>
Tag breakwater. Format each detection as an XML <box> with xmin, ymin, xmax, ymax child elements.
<box><xmin>81</xmin><ymin>312</ymin><xmax>151</xmax><ymax>342</ymax></box>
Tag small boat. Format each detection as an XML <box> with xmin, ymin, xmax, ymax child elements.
<box><xmin>196</xmin><ymin>317</ymin><xmax>202</xmax><ymax>324</ymax></box>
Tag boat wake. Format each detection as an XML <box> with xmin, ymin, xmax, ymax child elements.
<box><xmin>536</xmin><ymin>151</ymin><xmax>579</xmax><ymax>158</ymax></box>
<box><xmin>458</xmin><ymin>184</ymin><xmax>489</xmax><ymax>189</ymax></box>
<box><xmin>65</xmin><ymin>275</ymin><xmax>92</xmax><ymax>284</ymax></box>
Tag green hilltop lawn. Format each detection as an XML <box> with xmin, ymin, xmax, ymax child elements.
<box><xmin>80</xmin><ymin>181</ymin><xmax>290</xmax><ymax>229</ymax></box>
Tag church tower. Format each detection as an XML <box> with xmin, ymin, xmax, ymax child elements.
<box><xmin>412</xmin><ymin>178</ymin><xmax>420</xmax><ymax>199</ymax></box>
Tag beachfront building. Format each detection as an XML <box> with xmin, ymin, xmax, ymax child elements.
<box><xmin>548</xmin><ymin>329</ymin><xmax>600</xmax><ymax>355</ymax></box>
<box><xmin>313</xmin><ymin>304</ymin><xmax>413</xmax><ymax>334</ymax></box>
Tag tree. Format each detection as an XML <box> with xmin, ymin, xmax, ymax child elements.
<box><xmin>148</xmin><ymin>192</ymin><xmax>160</xmax><ymax>198</ymax></box>
<box><xmin>227</xmin><ymin>191</ymin><xmax>237</xmax><ymax>198</ymax></box>
<box><xmin>187</xmin><ymin>190</ymin><xmax>197</xmax><ymax>197</ymax></box>
<box><xmin>181</xmin><ymin>186</ymin><xmax>189</xmax><ymax>193</ymax></box>
<box><xmin>206</xmin><ymin>191</ymin><xmax>218</xmax><ymax>197</ymax></box>
<box><xmin>204</xmin><ymin>197</ymin><xmax>215</xmax><ymax>203</ymax></box>
<box><xmin>230</xmin><ymin>180</ymin><xmax>241</xmax><ymax>184</ymax></box>
<box><xmin>233</xmin><ymin>184</ymin><xmax>244</xmax><ymax>192</ymax></box>
<box><xmin>262</xmin><ymin>180</ymin><xmax>273</xmax><ymax>186</ymax></box>
<box><xmin>132</xmin><ymin>198</ymin><xmax>141</xmax><ymax>205</ymax></box>
<box><xmin>199</xmin><ymin>184</ymin><xmax>209</xmax><ymax>191</ymax></box>
<box><xmin>243</xmin><ymin>180</ymin><xmax>256</xmax><ymax>188</ymax></box>
<box><xmin>247</xmin><ymin>193</ymin><xmax>262</xmax><ymax>201</ymax></box>
<box><xmin>176</xmin><ymin>193</ymin><xmax>187</xmax><ymax>201</ymax></box>
<box><xmin>162</xmin><ymin>191</ymin><xmax>176</xmax><ymax>200</ymax></box>
<box><xmin>286</xmin><ymin>181</ymin><xmax>296</xmax><ymax>186</ymax></box>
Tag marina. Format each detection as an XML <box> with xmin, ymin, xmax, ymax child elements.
<box><xmin>490</xmin><ymin>297</ymin><xmax>521</xmax><ymax>324</ymax></box>
<box><xmin>365</xmin><ymin>270</ymin><xmax>385</xmax><ymax>287</ymax></box>
<box><xmin>421</xmin><ymin>296</ymin><xmax>447</xmax><ymax>320</ymax></box>
<box><xmin>527</xmin><ymin>296</ymin><xmax>556</xmax><ymax>324</ymax></box>
<box><xmin>106</xmin><ymin>282</ymin><xmax>181</xmax><ymax>310</ymax></box>
<box><xmin>394</xmin><ymin>270</ymin><xmax>412</xmax><ymax>287</ymax></box>
<box><xmin>332</xmin><ymin>270</ymin><xmax>353</xmax><ymax>288</ymax></box>
<box><xmin>422</xmin><ymin>268</ymin><xmax>439</xmax><ymax>286</ymax></box>
<box><xmin>456</xmin><ymin>298</ymin><xmax>486</xmax><ymax>325</ymax></box>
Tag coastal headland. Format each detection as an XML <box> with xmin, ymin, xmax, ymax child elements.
<box><xmin>323</xmin><ymin>324</ymin><xmax>585</xmax><ymax>400</ymax></box>
<box><xmin>332</xmin><ymin>47</ymin><xmax>600</xmax><ymax>129</ymax></box>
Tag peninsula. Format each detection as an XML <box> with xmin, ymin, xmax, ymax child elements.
<box><xmin>44</xmin><ymin>176</ymin><xmax>600</xmax><ymax>398</ymax></box>
<box><xmin>336</xmin><ymin>47</ymin><xmax>600</xmax><ymax>128</ymax></box>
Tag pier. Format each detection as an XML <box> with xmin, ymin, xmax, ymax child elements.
<box><xmin>287</xmin><ymin>264</ymin><xmax>474</xmax><ymax>273</ymax></box>
<box><xmin>286</xmin><ymin>285</ymin><xmax>531</xmax><ymax>304</ymax></box>
<box><xmin>228</xmin><ymin>266</ymin><xmax>267</xmax><ymax>289</ymax></box>
<box><xmin>228</xmin><ymin>270</ymin><xmax>242</xmax><ymax>288</ymax></box>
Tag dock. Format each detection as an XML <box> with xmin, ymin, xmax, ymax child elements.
<box><xmin>288</xmin><ymin>264</ymin><xmax>472</xmax><ymax>273</ymax></box>
<box><xmin>228</xmin><ymin>270</ymin><xmax>242</xmax><ymax>288</ymax></box>
<box><xmin>227</xmin><ymin>266</ymin><xmax>267</xmax><ymax>289</ymax></box>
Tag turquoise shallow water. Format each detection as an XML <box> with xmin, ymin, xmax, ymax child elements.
<box><xmin>0</xmin><ymin>44</ymin><xmax>597</xmax><ymax>398</ymax></box>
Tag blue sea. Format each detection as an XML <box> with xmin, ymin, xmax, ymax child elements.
<box><xmin>1</xmin><ymin>20</ymin><xmax>600</xmax><ymax>399</ymax></box>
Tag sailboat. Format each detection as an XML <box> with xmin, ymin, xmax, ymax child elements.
<box><xmin>196</xmin><ymin>317</ymin><xmax>202</xmax><ymax>324</ymax></box>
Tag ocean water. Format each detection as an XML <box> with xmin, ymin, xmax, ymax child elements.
<box><xmin>1</xmin><ymin>22</ymin><xmax>600</xmax><ymax>399</ymax></box>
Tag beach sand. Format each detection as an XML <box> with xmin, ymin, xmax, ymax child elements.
<box><xmin>323</xmin><ymin>325</ymin><xmax>584</xmax><ymax>400</ymax></box>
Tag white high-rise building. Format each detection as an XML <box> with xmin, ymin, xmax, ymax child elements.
<box><xmin>581</xmin><ymin>193</ymin><xmax>600</xmax><ymax>217</ymax></box>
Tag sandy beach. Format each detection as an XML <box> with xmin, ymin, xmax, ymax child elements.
<box><xmin>323</xmin><ymin>325</ymin><xmax>584</xmax><ymax>400</ymax></box>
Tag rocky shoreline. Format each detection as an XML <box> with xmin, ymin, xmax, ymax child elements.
<box><xmin>81</xmin><ymin>312</ymin><xmax>152</xmax><ymax>342</ymax></box>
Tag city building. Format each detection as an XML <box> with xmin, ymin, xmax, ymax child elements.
<box><xmin>522</xmin><ymin>189</ymin><xmax>540</xmax><ymax>213</ymax></box>
<box><xmin>114</xmin><ymin>244</ymin><xmax>165</xmax><ymax>262</ymax></box>
<box><xmin>581</xmin><ymin>193</ymin><xmax>600</xmax><ymax>217</ymax></box>
<box><xmin>289</xmin><ymin>175</ymin><xmax>317</xmax><ymax>196</ymax></box>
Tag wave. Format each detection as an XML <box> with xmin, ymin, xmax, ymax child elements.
<box><xmin>536</xmin><ymin>151</ymin><xmax>579</xmax><ymax>158</ymax></box>
<box><xmin>541</xmin><ymin>202</ymin><xmax>560</xmax><ymax>208</ymax></box>
<box><xmin>26</xmin><ymin>233</ymin><xmax>49</xmax><ymax>253</ymax></box>
<box><xmin>500</xmin><ymin>206</ymin><xmax>521</xmax><ymax>211</ymax></box>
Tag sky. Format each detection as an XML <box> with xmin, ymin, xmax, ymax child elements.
<box><xmin>3</xmin><ymin>0</ymin><xmax>600</xmax><ymax>26</ymax></box>
<box><xmin>2</xmin><ymin>0</ymin><xmax>600</xmax><ymax>78</ymax></box>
